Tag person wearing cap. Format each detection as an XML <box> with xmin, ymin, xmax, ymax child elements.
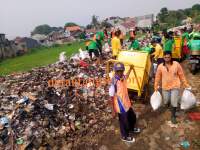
<box><xmin>111</xmin><ymin>30</ymin><xmax>121</xmax><ymax>59</ymax></box>
<box><xmin>154</xmin><ymin>51</ymin><xmax>191</xmax><ymax>124</ymax></box>
<box><xmin>109</xmin><ymin>62</ymin><xmax>140</xmax><ymax>143</ymax></box>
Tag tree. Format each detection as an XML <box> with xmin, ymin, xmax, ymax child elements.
<box><xmin>156</xmin><ymin>4</ymin><xmax>200</xmax><ymax>29</ymax></box>
<box><xmin>160</xmin><ymin>7</ymin><xmax>168</xmax><ymax>15</ymax></box>
<box><xmin>64</xmin><ymin>22</ymin><xmax>78</xmax><ymax>27</ymax></box>
<box><xmin>86</xmin><ymin>24</ymin><xmax>93</xmax><ymax>29</ymax></box>
<box><xmin>31</xmin><ymin>24</ymin><xmax>52</xmax><ymax>35</ymax></box>
<box><xmin>192</xmin><ymin>4</ymin><xmax>200</xmax><ymax>11</ymax></box>
<box><xmin>101</xmin><ymin>21</ymin><xmax>113</xmax><ymax>28</ymax></box>
<box><xmin>157</xmin><ymin>7</ymin><xmax>169</xmax><ymax>23</ymax></box>
<box><xmin>91</xmin><ymin>15</ymin><xmax>99</xmax><ymax>28</ymax></box>
<box><xmin>194</xmin><ymin>15</ymin><xmax>200</xmax><ymax>23</ymax></box>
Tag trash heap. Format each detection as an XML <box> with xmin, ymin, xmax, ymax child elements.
<box><xmin>0</xmin><ymin>51</ymin><xmax>113</xmax><ymax>149</ymax></box>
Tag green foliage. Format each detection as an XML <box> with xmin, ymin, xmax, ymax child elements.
<box><xmin>79</xmin><ymin>32</ymin><xmax>86</xmax><ymax>39</ymax></box>
<box><xmin>194</xmin><ymin>15</ymin><xmax>200</xmax><ymax>23</ymax></box>
<box><xmin>155</xmin><ymin>4</ymin><xmax>200</xmax><ymax>31</ymax></box>
<box><xmin>91</xmin><ymin>15</ymin><xmax>100</xmax><ymax>28</ymax></box>
<box><xmin>101</xmin><ymin>21</ymin><xmax>113</xmax><ymax>28</ymax></box>
<box><xmin>31</xmin><ymin>25</ymin><xmax>63</xmax><ymax>35</ymax></box>
<box><xmin>0</xmin><ymin>42</ymin><xmax>85</xmax><ymax>75</ymax></box>
<box><xmin>64</xmin><ymin>22</ymin><xmax>78</xmax><ymax>27</ymax></box>
<box><xmin>31</xmin><ymin>24</ymin><xmax>52</xmax><ymax>35</ymax></box>
<box><xmin>86</xmin><ymin>24</ymin><xmax>93</xmax><ymax>29</ymax></box>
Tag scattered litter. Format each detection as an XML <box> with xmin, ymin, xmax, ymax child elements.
<box><xmin>44</xmin><ymin>103</ymin><xmax>54</xmax><ymax>110</ymax></box>
<box><xmin>167</xmin><ymin>121</ymin><xmax>178</xmax><ymax>128</ymax></box>
<box><xmin>16</xmin><ymin>138</ymin><xmax>24</xmax><ymax>145</ymax></box>
<box><xmin>0</xmin><ymin>117</ymin><xmax>10</xmax><ymax>128</ymax></box>
<box><xmin>16</xmin><ymin>96</ymin><xmax>29</xmax><ymax>104</ymax></box>
<box><xmin>188</xmin><ymin>112</ymin><xmax>200</xmax><ymax>121</ymax></box>
<box><xmin>165</xmin><ymin>137</ymin><xmax>170</xmax><ymax>141</ymax></box>
<box><xmin>180</xmin><ymin>140</ymin><xmax>190</xmax><ymax>149</ymax></box>
<box><xmin>59</xmin><ymin>51</ymin><xmax>66</xmax><ymax>62</ymax></box>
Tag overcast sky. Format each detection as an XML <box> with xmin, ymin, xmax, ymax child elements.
<box><xmin>0</xmin><ymin>0</ymin><xmax>199</xmax><ymax>39</ymax></box>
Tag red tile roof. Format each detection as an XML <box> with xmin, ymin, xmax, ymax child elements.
<box><xmin>121</xmin><ymin>21</ymin><xmax>136</xmax><ymax>29</ymax></box>
<box><xmin>65</xmin><ymin>26</ymin><xmax>81</xmax><ymax>32</ymax></box>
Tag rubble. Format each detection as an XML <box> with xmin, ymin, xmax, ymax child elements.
<box><xmin>0</xmin><ymin>50</ymin><xmax>113</xmax><ymax>149</ymax></box>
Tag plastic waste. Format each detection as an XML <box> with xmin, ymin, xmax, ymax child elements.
<box><xmin>69</xmin><ymin>114</ymin><xmax>76</xmax><ymax>121</ymax></box>
<box><xmin>79</xmin><ymin>60</ymin><xmax>89</xmax><ymax>68</ymax></box>
<box><xmin>0</xmin><ymin>116</ymin><xmax>10</xmax><ymax>128</ymax></box>
<box><xmin>109</xmin><ymin>72</ymin><xmax>114</xmax><ymax>78</ymax></box>
<box><xmin>16</xmin><ymin>96</ymin><xmax>29</xmax><ymax>104</ymax></box>
<box><xmin>44</xmin><ymin>103</ymin><xmax>54</xmax><ymax>110</ymax></box>
<box><xmin>153</xmin><ymin>63</ymin><xmax>157</xmax><ymax>74</ymax></box>
<box><xmin>71</xmin><ymin>54</ymin><xmax>80</xmax><ymax>61</ymax></box>
<box><xmin>79</xmin><ymin>48</ymin><xmax>89</xmax><ymax>59</ymax></box>
<box><xmin>0</xmin><ymin>127</ymin><xmax>9</xmax><ymax>144</ymax></box>
<box><xmin>188</xmin><ymin>112</ymin><xmax>200</xmax><ymax>121</ymax></box>
<box><xmin>180</xmin><ymin>140</ymin><xmax>190</xmax><ymax>149</ymax></box>
<box><xmin>150</xmin><ymin>91</ymin><xmax>162</xmax><ymax>110</ymax></box>
<box><xmin>59</xmin><ymin>52</ymin><xmax>66</xmax><ymax>62</ymax></box>
<box><xmin>68</xmin><ymin>104</ymin><xmax>74</xmax><ymax>109</ymax></box>
<box><xmin>16</xmin><ymin>138</ymin><xmax>24</xmax><ymax>145</ymax></box>
<box><xmin>104</xmin><ymin>43</ymin><xmax>111</xmax><ymax>52</ymax></box>
<box><xmin>109</xmin><ymin>85</ymin><xmax>115</xmax><ymax>97</ymax></box>
<box><xmin>181</xmin><ymin>89</ymin><xmax>196</xmax><ymax>110</ymax></box>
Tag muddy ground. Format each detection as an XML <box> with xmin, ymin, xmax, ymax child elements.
<box><xmin>95</xmin><ymin>62</ymin><xmax>200</xmax><ymax>150</ymax></box>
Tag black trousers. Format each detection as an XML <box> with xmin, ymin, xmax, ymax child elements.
<box><xmin>118</xmin><ymin>107</ymin><xmax>136</xmax><ymax>137</ymax></box>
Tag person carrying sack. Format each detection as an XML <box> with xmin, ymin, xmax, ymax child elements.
<box><xmin>109</xmin><ymin>62</ymin><xmax>140</xmax><ymax>143</ymax></box>
<box><xmin>154</xmin><ymin>51</ymin><xmax>191</xmax><ymax>124</ymax></box>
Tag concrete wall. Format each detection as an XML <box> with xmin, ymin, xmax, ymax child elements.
<box><xmin>0</xmin><ymin>37</ymin><xmax>17</xmax><ymax>60</ymax></box>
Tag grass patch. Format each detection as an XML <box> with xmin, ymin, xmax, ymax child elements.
<box><xmin>0</xmin><ymin>41</ymin><xmax>85</xmax><ymax>76</ymax></box>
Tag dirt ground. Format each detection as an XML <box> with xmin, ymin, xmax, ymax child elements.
<box><xmin>95</xmin><ymin>62</ymin><xmax>200</xmax><ymax>150</ymax></box>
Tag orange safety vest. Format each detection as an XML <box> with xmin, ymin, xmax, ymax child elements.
<box><xmin>112</xmin><ymin>76</ymin><xmax>132</xmax><ymax>113</ymax></box>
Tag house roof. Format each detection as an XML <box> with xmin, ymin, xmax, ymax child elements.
<box><xmin>31</xmin><ymin>34</ymin><xmax>47</xmax><ymax>41</ymax></box>
<box><xmin>15</xmin><ymin>37</ymin><xmax>25</xmax><ymax>43</ymax></box>
<box><xmin>65</xmin><ymin>26</ymin><xmax>81</xmax><ymax>32</ymax></box>
<box><xmin>121</xmin><ymin>21</ymin><xmax>136</xmax><ymax>29</ymax></box>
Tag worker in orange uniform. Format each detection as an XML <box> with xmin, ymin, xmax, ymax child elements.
<box><xmin>109</xmin><ymin>62</ymin><xmax>140</xmax><ymax>143</ymax></box>
<box><xmin>154</xmin><ymin>51</ymin><xmax>191</xmax><ymax>124</ymax></box>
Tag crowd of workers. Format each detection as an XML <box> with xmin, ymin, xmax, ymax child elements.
<box><xmin>85</xmin><ymin>25</ymin><xmax>200</xmax><ymax>143</ymax></box>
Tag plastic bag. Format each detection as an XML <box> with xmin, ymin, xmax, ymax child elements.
<box><xmin>109</xmin><ymin>85</ymin><xmax>115</xmax><ymax>97</ymax></box>
<box><xmin>79</xmin><ymin>48</ymin><xmax>89</xmax><ymax>59</ymax></box>
<box><xmin>181</xmin><ymin>90</ymin><xmax>196</xmax><ymax>110</ymax></box>
<box><xmin>59</xmin><ymin>52</ymin><xmax>66</xmax><ymax>62</ymax></box>
<box><xmin>150</xmin><ymin>91</ymin><xmax>162</xmax><ymax>110</ymax></box>
<box><xmin>71</xmin><ymin>54</ymin><xmax>80</xmax><ymax>61</ymax></box>
<box><xmin>104</xmin><ymin>43</ymin><xmax>111</xmax><ymax>52</ymax></box>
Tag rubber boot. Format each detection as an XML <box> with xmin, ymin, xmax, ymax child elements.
<box><xmin>171</xmin><ymin>107</ymin><xmax>177</xmax><ymax>124</ymax></box>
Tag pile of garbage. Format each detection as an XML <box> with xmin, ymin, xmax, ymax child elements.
<box><xmin>0</xmin><ymin>50</ymin><xmax>113</xmax><ymax>149</ymax></box>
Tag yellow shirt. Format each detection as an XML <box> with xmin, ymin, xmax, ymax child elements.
<box><xmin>111</xmin><ymin>37</ymin><xmax>121</xmax><ymax>56</ymax></box>
<box><xmin>152</xmin><ymin>44</ymin><xmax>163</xmax><ymax>59</ymax></box>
